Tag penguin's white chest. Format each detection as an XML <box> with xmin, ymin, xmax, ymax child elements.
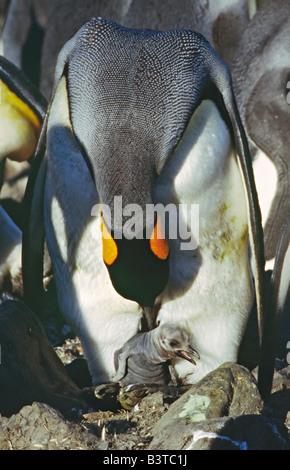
<box><xmin>155</xmin><ymin>100</ymin><xmax>254</xmax><ymax>383</ymax></box>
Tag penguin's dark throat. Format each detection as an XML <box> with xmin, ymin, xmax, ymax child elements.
<box><xmin>104</xmin><ymin>236</ymin><xmax>169</xmax><ymax>315</ymax></box>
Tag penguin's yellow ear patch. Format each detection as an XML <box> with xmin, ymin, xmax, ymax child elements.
<box><xmin>1</xmin><ymin>80</ymin><xmax>41</xmax><ymax>131</ymax></box>
<box><xmin>150</xmin><ymin>215</ymin><xmax>169</xmax><ymax>260</ymax></box>
<box><xmin>100</xmin><ymin>215</ymin><xmax>118</xmax><ymax>265</ymax></box>
<box><xmin>0</xmin><ymin>80</ymin><xmax>41</xmax><ymax>161</ymax></box>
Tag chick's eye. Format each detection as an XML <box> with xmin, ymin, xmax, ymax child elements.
<box><xmin>170</xmin><ymin>341</ymin><xmax>177</xmax><ymax>348</ymax></box>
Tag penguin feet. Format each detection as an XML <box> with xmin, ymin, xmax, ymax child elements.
<box><xmin>91</xmin><ymin>382</ymin><xmax>123</xmax><ymax>411</ymax></box>
<box><xmin>94</xmin><ymin>381</ymin><xmax>192</xmax><ymax>411</ymax></box>
<box><xmin>116</xmin><ymin>382</ymin><xmax>190</xmax><ymax>410</ymax></box>
<box><xmin>117</xmin><ymin>383</ymin><xmax>153</xmax><ymax>410</ymax></box>
<box><xmin>94</xmin><ymin>382</ymin><xmax>150</xmax><ymax>411</ymax></box>
<box><xmin>94</xmin><ymin>382</ymin><xmax>121</xmax><ymax>401</ymax></box>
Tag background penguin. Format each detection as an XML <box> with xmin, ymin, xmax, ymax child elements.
<box><xmin>0</xmin><ymin>56</ymin><xmax>47</xmax><ymax>295</ymax></box>
<box><xmin>0</xmin><ymin>0</ymin><xmax>58</xmax><ymax>89</ymax></box>
<box><xmin>231</xmin><ymin>0</ymin><xmax>290</xmax><ymax>265</ymax></box>
<box><xmin>23</xmin><ymin>18</ymin><xmax>265</xmax><ymax>392</ymax></box>
<box><xmin>0</xmin><ymin>55</ymin><xmax>47</xmax><ymax>221</ymax></box>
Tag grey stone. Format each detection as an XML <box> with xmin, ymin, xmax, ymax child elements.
<box><xmin>148</xmin><ymin>362</ymin><xmax>288</xmax><ymax>449</ymax></box>
<box><xmin>149</xmin><ymin>415</ymin><xmax>287</xmax><ymax>450</ymax></box>
<box><xmin>152</xmin><ymin>362</ymin><xmax>263</xmax><ymax>427</ymax></box>
<box><xmin>0</xmin><ymin>299</ymin><xmax>88</xmax><ymax>417</ymax></box>
<box><xmin>0</xmin><ymin>402</ymin><xmax>101</xmax><ymax>450</ymax></box>
<box><xmin>138</xmin><ymin>391</ymin><xmax>165</xmax><ymax>411</ymax></box>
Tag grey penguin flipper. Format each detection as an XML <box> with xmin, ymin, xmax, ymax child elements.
<box><xmin>22</xmin><ymin>114</ymin><xmax>48</xmax><ymax>316</ymax></box>
<box><xmin>111</xmin><ymin>350</ymin><xmax>132</xmax><ymax>382</ymax></box>
<box><xmin>258</xmin><ymin>211</ymin><xmax>290</xmax><ymax>398</ymax></box>
<box><xmin>205</xmin><ymin>56</ymin><xmax>267</xmax><ymax>395</ymax></box>
<box><xmin>207</xmin><ymin>56</ymin><xmax>265</xmax><ymax>346</ymax></box>
<box><xmin>111</xmin><ymin>338</ymin><xmax>140</xmax><ymax>383</ymax></box>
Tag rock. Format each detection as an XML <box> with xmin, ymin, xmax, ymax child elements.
<box><xmin>0</xmin><ymin>298</ymin><xmax>89</xmax><ymax>417</ymax></box>
<box><xmin>0</xmin><ymin>402</ymin><xmax>101</xmax><ymax>450</ymax></box>
<box><xmin>261</xmin><ymin>364</ymin><xmax>290</xmax><ymax>425</ymax></box>
<box><xmin>152</xmin><ymin>362</ymin><xmax>263</xmax><ymax>425</ymax></box>
<box><xmin>149</xmin><ymin>415</ymin><xmax>287</xmax><ymax>450</ymax></box>
<box><xmin>148</xmin><ymin>362</ymin><xmax>288</xmax><ymax>449</ymax></box>
<box><xmin>138</xmin><ymin>391</ymin><xmax>164</xmax><ymax>411</ymax></box>
<box><xmin>271</xmin><ymin>364</ymin><xmax>290</xmax><ymax>393</ymax></box>
<box><xmin>82</xmin><ymin>391</ymin><xmax>171</xmax><ymax>450</ymax></box>
<box><xmin>117</xmin><ymin>385</ymin><xmax>154</xmax><ymax>411</ymax></box>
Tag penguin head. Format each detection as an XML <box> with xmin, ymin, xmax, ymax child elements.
<box><xmin>155</xmin><ymin>323</ymin><xmax>199</xmax><ymax>364</ymax></box>
<box><xmin>0</xmin><ymin>56</ymin><xmax>47</xmax><ymax>162</ymax></box>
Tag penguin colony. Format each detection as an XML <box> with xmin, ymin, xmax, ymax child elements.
<box><xmin>0</xmin><ymin>6</ymin><xmax>289</xmax><ymax>401</ymax></box>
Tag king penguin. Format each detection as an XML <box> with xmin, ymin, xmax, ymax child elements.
<box><xmin>22</xmin><ymin>18</ymin><xmax>266</xmax><ymax>390</ymax></box>
<box><xmin>0</xmin><ymin>56</ymin><xmax>46</xmax><ymax>295</ymax></box>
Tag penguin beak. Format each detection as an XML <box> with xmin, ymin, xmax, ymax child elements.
<box><xmin>176</xmin><ymin>346</ymin><xmax>200</xmax><ymax>365</ymax></box>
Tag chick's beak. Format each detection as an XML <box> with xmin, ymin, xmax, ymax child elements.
<box><xmin>176</xmin><ymin>346</ymin><xmax>200</xmax><ymax>365</ymax></box>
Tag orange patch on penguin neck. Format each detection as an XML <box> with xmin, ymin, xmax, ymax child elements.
<box><xmin>0</xmin><ymin>80</ymin><xmax>41</xmax><ymax>134</ymax></box>
<box><xmin>100</xmin><ymin>216</ymin><xmax>118</xmax><ymax>265</ymax></box>
<box><xmin>150</xmin><ymin>216</ymin><xmax>169</xmax><ymax>260</ymax></box>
